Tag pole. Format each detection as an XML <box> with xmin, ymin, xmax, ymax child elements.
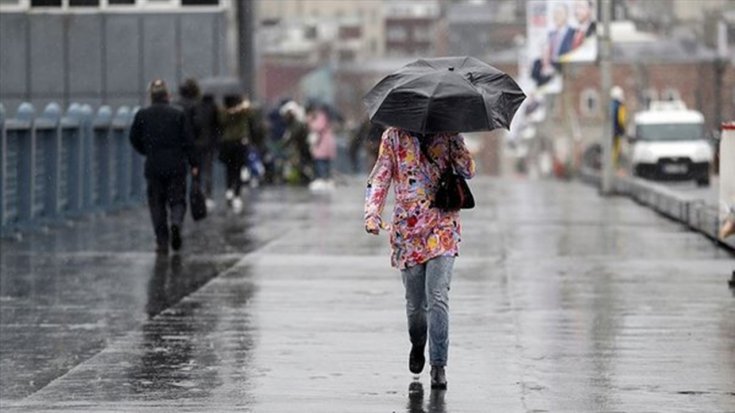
<box><xmin>600</xmin><ymin>0</ymin><xmax>614</xmax><ymax>195</ymax></box>
<box><xmin>236</xmin><ymin>0</ymin><xmax>255</xmax><ymax>99</ymax></box>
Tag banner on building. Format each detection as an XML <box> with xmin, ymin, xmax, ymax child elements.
<box><xmin>526</xmin><ymin>0</ymin><xmax>598</xmax><ymax>94</ymax></box>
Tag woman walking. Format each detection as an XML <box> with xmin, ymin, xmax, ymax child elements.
<box><xmin>218</xmin><ymin>95</ymin><xmax>250</xmax><ymax>212</ymax></box>
<box><xmin>364</xmin><ymin>127</ymin><xmax>475</xmax><ymax>389</ymax></box>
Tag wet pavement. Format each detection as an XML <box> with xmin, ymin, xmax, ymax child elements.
<box><xmin>1</xmin><ymin>177</ymin><xmax>734</xmax><ymax>412</ymax></box>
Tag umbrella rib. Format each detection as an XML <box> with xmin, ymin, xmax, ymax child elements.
<box><xmin>419</xmin><ymin>73</ymin><xmax>445</xmax><ymax>133</ymax></box>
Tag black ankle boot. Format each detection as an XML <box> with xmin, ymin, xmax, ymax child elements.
<box><xmin>409</xmin><ymin>343</ymin><xmax>425</xmax><ymax>374</ymax></box>
<box><xmin>430</xmin><ymin>366</ymin><xmax>447</xmax><ymax>389</ymax></box>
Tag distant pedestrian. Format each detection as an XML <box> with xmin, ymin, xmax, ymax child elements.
<box><xmin>193</xmin><ymin>94</ymin><xmax>220</xmax><ymax>208</ymax></box>
<box><xmin>611</xmin><ymin>86</ymin><xmax>627</xmax><ymax>168</ymax></box>
<box><xmin>364</xmin><ymin>127</ymin><xmax>476</xmax><ymax>389</ymax></box>
<box><xmin>175</xmin><ymin>79</ymin><xmax>218</xmax><ymax>209</ymax></box>
<box><xmin>130</xmin><ymin>79</ymin><xmax>198</xmax><ymax>254</ymax></box>
<box><xmin>280</xmin><ymin>101</ymin><xmax>312</xmax><ymax>185</ymax></box>
<box><xmin>307</xmin><ymin>105</ymin><xmax>337</xmax><ymax>190</ymax></box>
<box><xmin>218</xmin><ymin>95</ymin><xmax>250</xmax><ymax>212</ymax></box>
<box><xmin>175</xmin><ymin>78</ymin><xmax>201</xmax><ymax>119</ymax></box>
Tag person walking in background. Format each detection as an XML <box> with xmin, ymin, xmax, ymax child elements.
<box><xmin>280</xmin><ymin>101</ymin><xmax>312</xmax><ymax>185</ymax></box>
<box><xmin>364</xmin><ymin>127</ymin><xmax>476</xmax><ymax>389</ymax></box>
<box><xmin>611</xmin><ymin>86</ymin><xmax>627</xmax><ymax>169</ymax></box>
<box><xmin>175</xmin><ymin>78</ymin><xmax>201</xmax><ymax>120</ymax></box>
<box><xmin>307</xmin><ymin>105</ymin><xmax>337</xmax><ymax>191</ymax></box>
<box><xmin>130</xmin><ymin>79</ymin><xmax>198</xmax><ymax>255</ymax></box>
<box><xmin>193</xmin><ymin>94</ymin><xmax>220</xmax><ymax>209</ymax></box>
<box><xmin>218</xmin><ymin>95</ymin><xmax>251</xmax><ymax>213</ymax></box>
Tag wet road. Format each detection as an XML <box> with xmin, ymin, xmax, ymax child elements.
<box><xmin>1</xmin><ymin>177</ymin><xmax>733</xmax><ymax>412</ymax></box>
<box><xmin>659</xmin><ymin>176</ymin><xmax>719</xmax><ymax>205</ymax></box>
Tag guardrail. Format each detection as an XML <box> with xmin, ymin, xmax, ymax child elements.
<box><xmin>0</xmin><ymin>102</ymin><xmax>144</xmax><ymax>235</ymax></box>
<box><xmin>579</xmin><ymin>166</ymin><xmax>735</xmax><ymax>252</ymax></box>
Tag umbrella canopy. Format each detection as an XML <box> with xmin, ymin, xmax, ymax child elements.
<box><xmin>363</xmin><ymin>56</ymin><xmax>526</xmax><ymax>134</ymax></box>
<box><xmin>200</xmin><ymin>76</ymin><xmax>245</xmax><ymax>101</ymax></box>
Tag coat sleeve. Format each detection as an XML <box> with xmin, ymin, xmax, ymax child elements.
<box><xmin>450</xmin><ymin>134</ymin><xmax>476</xmax><ymax>179</ymax></box>
<box><xmin>129</xmin><ymin>112</ymin><xmax>145</xmax><ymax>156</ymax></box>
<box><xmin>364</xmin><ymin>129</ymin><xmax>395</xmax><ymax>228</ymax></box>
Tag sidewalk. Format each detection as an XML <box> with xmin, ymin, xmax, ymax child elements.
<box><xmin>1</xmin><ymin>177</ymin><xmax>734</xmax><ymax>412</ymax></box>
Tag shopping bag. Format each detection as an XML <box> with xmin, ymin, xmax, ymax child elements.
<box><xmin>190</xmin><ymin>176</ymin><xmax>207</xmax><ymax>221</ymax></box>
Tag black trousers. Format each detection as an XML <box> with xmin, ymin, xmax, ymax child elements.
<box><xmin>146</xmin><ymin>174</ymin><xmax>187</xmax><ymax>247</ymax></box>
<box><xmin>198</xmin><ymin>148</ymin><xmax>215</xmax><ymax>198</ymax></box>
<box><xmin>225</xmin><ymin>161</ymin><xmax>242</xmax><ymax>196</ymax></box>
<box><xmin>219</xmin><ymin>141</ymin><xmax>245</xmax><ymax>196</ymax></box>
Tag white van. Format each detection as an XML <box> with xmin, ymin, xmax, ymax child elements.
<box><xmin>627</xmin><ymin>100</ymin><xmax>712</xmax><ymax>186</ymax></box>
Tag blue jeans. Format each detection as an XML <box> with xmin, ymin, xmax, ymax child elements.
<box><xmin>313</xmin><ymin>159</ymin><xmax>331</xmax><ymax>180</ymax></box>
<box><xmin>400</xmin><ymin>255</ymin><xmax>454</xmax><ymax>367</ymax></box>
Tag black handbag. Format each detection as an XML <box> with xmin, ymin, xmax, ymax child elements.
<box><xmin>421</xmin><ymin>138</ymin><xmax>475</xmax><ymax>212</ymax></box>
<box><xmin>190</xmin><ymin>176</ymin><xmax>208</xmax><ymax>221</ymax></box>
<box><xmin>434</xmin><ymin>167</ymin><xmax>475</xmax><ymax>211</ymax></box>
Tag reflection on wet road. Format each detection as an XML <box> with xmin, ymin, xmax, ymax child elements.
<box><xmin>1</xmin><ymin>178</ymin><xmax>734</xmax><ymax>412</ymax></box>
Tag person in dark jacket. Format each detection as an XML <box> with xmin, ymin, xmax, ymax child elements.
<box><xmin>175</xmin><ymin>78</ymin><xmax>201</xmax><ymax>120</ymax></box>
<box><xmin>193</xmin><ymin>94</ymin><xmax>220</xmax><ymax>207</ymax></box>
<box><xmin>218</xmin><ymin>95</ymin><xmax>251</xmax><ymax>212</ymax></box>
<box><xmin>130</xmin><ymin>79</ymin><xmax>198</xmax><ymax>254</ymax></box>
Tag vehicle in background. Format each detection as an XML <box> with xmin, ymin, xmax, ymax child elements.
<box><xmin>626</xmin><ymin>100</ymin><xmax>712</xmax><ymax>186</ymax></box>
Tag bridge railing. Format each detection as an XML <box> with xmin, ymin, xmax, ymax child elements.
<box><xmin>0</xmin><ymin>102</ymin><xmax>145</xmax><ymax>235</ymax></box>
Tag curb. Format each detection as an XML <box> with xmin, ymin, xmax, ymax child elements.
<box><xmin>579</xmin><ymin>167</ymin><xmax>735</xmax><ymax>252</ymax></box>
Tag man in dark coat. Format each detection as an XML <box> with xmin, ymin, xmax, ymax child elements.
<box><xmin>192</xmin><ymin>94</ymin><xmax>220</xmax><ymax>204</ymax></box>
<box><xmin>130</xmin><ymin>79</ymin><xmax>199</xmax><ymax>254</ymax></box>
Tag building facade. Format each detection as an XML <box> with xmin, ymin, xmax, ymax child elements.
<box><xmin>383</xmin><ymin>0</ymin><xmax>440</xmax><ymax>57</ymax></box>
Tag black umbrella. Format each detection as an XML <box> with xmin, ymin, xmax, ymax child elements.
<box><xmin>200</xmin><ymin>76</ymin><xmax>245</xmax><ymax>100</ymax></box>
<box><xmin>363</xmin><ymin>56</ymin><xmax>526</xmax><ymax>134</ymax></box>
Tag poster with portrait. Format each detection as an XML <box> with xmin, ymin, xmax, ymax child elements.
<box><xmin>526</xmin><ymin>0</ymin><xmax>598</xmax><ymax>94</ymax></box>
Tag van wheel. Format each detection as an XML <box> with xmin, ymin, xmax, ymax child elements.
<box><xmin>696</xmin><ymin>176</ymin><xmax>710</xmax><ymax>187</ymax></box>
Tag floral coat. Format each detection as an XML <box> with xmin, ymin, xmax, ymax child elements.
<box><xmin>364</xmin><ymin>127</ymin><xmax>476</xmax><ymax>269</ymax></box>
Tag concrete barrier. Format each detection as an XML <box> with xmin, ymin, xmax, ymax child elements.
<box><xmin>579</xmin><ymin>166</ymin><xmax>735</xmax><ymax>251</ymax></box>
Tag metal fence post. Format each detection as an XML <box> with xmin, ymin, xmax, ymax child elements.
<box><xmin>79</xmin><ymin>104</ymin><xmax>94</xmax><ymax>212</ymax></box>
<box><xmin>112</xmin><ymin>106</ymin><xmax>131</xmax><ymax>207</ymax></box>
<box><xmin>34</xmin><ymin>103</ymin><xmax>62</xmax><ymax>222</ymax></box>
<box><xmin>62</xmin><ymin>104</ymin><xmax>84</xmax><ymax>216</ymax></box>
<box><xmin>92</xmin><ymin>106</ymin><xmax>113</xmax><ymax>211</ymax></box>
<box><xmin>0</xmin><ymin>103</ymin><xmax>6</xmax><ymax>231</ymax></box>
<box><xmin>12</xmin><ymin>103</ymin><xmax>35</xmax><ymax>228</ymax></box>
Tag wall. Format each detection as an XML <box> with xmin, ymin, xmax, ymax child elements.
<box><xmin>0</xmin><ymin>10</ymin><xmax>229</xmax><ymax>111</ymax></box>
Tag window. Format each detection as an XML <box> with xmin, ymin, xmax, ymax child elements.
<box><xmin>181</xmin><ymin>0</ymin><xmax>218</xmax><ymax>5</ymax></box>
<box><xmin>413</xmin><ymin>26</ymin><xmax>434</xmax><ymax>42</ymax></box>
<box><xmin>580</xmin><ymin>88</ymin><xmax>600</xmax><ymax>117</ymax></box>
<box><xmin>387</xmin><ymin>26</ymin><xmax>407</xmax><ymax>42</ymax></box>
<box><xmin>69</xmin><ymin>0</ymin><xmax>98</xmax><ymax>6</ymax></box>
<box><xmin>31</xmin><ymin>0</ymin><xmax>61</xmax><ymax>6</ymax></box>
<box><xmin>108</xmin><ymin>0</ymin><xmax>134</xmax><ymax>4</ymax></box>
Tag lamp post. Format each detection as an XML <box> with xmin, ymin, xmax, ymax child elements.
<box><xmin>600</xmin><ymin>0</ymin><xmax>614</xmax><ymax>195</ymax></box>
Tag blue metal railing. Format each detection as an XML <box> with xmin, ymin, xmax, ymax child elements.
<box><xmin>0</xmin><ymin>102</ymin><xmax>145</xmax><ymax>235</ymax></box>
